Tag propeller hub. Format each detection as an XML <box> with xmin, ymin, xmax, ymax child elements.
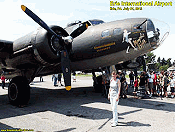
<box><xmin>50</xmin><ymin>35</ymin><xmax>63</xmax><ymax>52</ymax></box>
<box><xmin>63</xmin><ymin>36</ymin><xmax>73</xmax><ymax>44</ymax></box>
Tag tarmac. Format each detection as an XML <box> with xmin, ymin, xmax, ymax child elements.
<box><xmin>0</xmin><ymin>75</ymin><xmax>175</xmax><ymax>132</ymax></box>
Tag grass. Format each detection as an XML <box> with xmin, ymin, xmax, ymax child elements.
<box><xmin>76</xmin><ymin>74</ymin><xmax>92</xmax><ymax>77</ymax></box>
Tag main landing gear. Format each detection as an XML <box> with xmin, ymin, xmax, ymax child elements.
<box><xmin>8</xmin><ymin>76</ymin><xmax>30</xmax><ymax>107</ymax></box>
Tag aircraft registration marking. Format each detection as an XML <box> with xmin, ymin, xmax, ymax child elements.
<box><xmin>96</xmin><ymin>47</ymin><xmax>110</xmax><ymax>52</ymax></box>
<box><xmin>94</xmin><ymin>42</ymin><xmax>115</xmax><ymax>52</ymax></box>
<box><xmin>94</xmin><ymin>42</ymin><xmax>115</xmax><ymax>50</ymax></box>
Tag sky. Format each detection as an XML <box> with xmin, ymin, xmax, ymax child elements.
<box><xmin>0</xmin><ymin>0</ymin><xmax>174</xmax><ymax>61</ymax></box>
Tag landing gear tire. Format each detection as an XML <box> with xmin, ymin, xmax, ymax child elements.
<box><xmin>8</xmin><ymin>76</ymin><xmax>30</xmax><ymax>107</ymax></box>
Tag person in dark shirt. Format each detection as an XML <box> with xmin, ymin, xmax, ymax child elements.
<box><xmin>120</xmin><ymin>73</ymin><xmax>127</xmax><ymax>98</ymax></box>
<box><xmin>129</xmin><ymin>71</ymin><xmax>134</xmax><ymax>87</ymax></box>
<box><xmin>139</xmin><ymin>72</ymin><xmax>146</xmax><ymax>87</ymax></box>
<box><xmin>163</xmin><ymin>73</ymin><xmax>169</xmax><ymax>97</ymax></box>
<box><xmin>58</xmin><ymin>73</ymin><xmax>63</xmax><ymax>86</ymax></box>
<box><xmin>144</xmin><ymin>71</ymin><xmax>149</xmax><ymax>95</ymax></box>
<box><xmin>139</xmin><ymin>72</ymin><xmax>147</xmax><ymax>97</ymax></box>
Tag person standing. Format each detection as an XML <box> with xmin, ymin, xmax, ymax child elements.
<box><xmin>163</xmin><ymin>72</ymin><xmax>169</xmax><ymax>97</ymax></box>
<box><xmin>156</xmin><ymin>79</ymin><xmax>161</xmax><ymax>96</ymax></box>
<box><xmin>123</xmin><ymin>80</ymin><xmax>128</xmax><ymax>98</ymax></box>
<box><xmin>58</xmin><ymin>73</ymin><xmax>63</xmax><ymax>86</ymax></box>
<box><xmin>169</xmin><ymin>76</ymin><xmax>175</xmax><ymax>98</ymax></box>
<box><xmin>139</xmin><ymin>72</ymin><xmax>146</xmax><ymax>88</ymax></box>
<box><xmin>144</xmin><ymin>71</ymin><xmax>149</xmax><ymax>95</ymax></box>
<box><xmin>72</xmin><ymin>71</ymin><xmax>76</xmax><ymax>82</ymax></box>
<box><xmin>129</xmin><ymin>71</ymin><xmax>134</xmax><ymax>87</ymax></box>
<box><xmin>53</xmin><ymin>74</ymin><xmax>58</xmax><ymax>86</ymax></box>
<box><xmin>139</xmin><ymin>72</ymin><xmax>147</xmax><ymax>97</ymax></box>
<box><xmin>120</xmin><ymin>73</ymin><xmax>127</xmax><ymax>98</ymax></box>
<box><xmin>148</xmin><ymin>71</ymin><xmax>154</xmax><ymax>98</ymax></box>
<box><xmin>40</xmin><ymin>76</ymin><xmax>43</xmax><ymax>82</ymax></box>
<box><xmin>108</xmin><ymin>71</ymin><xmax>121</xmax><ymax>127</ymax></box>
<box><xmin>159</xmin><ymin>71</ymin><xmax>164</xmax><ymax>99</ymax></box>
<box><xmin>134</xmin><ymin>77</ymin><xmax>139</xmax><ymax>92</ymax></box>
<box><xmin>153</xmin><ymin>71</ymin><xmax>157</xmax><ymax>96</ymax></box>
<box><xmin>1</xmin><ymin>74</ymin><xmax>5</xmax><ymax>89</ymax></box>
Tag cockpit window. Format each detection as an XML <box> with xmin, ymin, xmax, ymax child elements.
<box><xmin>146</xmin><ymin>19</ymin><xmax>156</xmax><ymax>39</ymax></box>
<box><xmin>89</xmin><ymin>20</ymin><xmax>104</xmax><ymax>26</ymax></box>
<box><xmin>147</xmin><ymin>19</ymin><xmax>155</xmax><ymax>32</ymax></box>
<box><xmin>133</xmin><ymin>24</ymin><xmax>143</xmax><ymax>32</ymax></box>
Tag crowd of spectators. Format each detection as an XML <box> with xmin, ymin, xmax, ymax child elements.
<box><xmin>129</xmin><ymin>70</ymin><xmax>175</xmax><ymax>99</ymax></box>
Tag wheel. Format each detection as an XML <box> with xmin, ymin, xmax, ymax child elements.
<box><xmin>8</xmin><ymin>76</ymin><xmax>30</xmax><ymax>106</ymax></box>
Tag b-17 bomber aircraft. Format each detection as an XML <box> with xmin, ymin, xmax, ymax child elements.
<box><xmin>0</xmin><ymin>5</ymin><xmax>169</xmax><ymax>106</ymax></box>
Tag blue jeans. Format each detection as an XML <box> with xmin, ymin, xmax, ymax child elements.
<box><xmin>54</xmin><ymin>77</ymin><xmax>58</xmax><ymax>86</ymax></box>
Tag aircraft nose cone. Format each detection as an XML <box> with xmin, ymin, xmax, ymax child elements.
<box><xmin>147</xmin><ymin>19</ymin><xmax>170</xmax><ymax>49</ymax></box>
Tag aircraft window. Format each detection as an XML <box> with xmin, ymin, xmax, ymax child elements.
<box><xmin>147</xmin><ymin>19</ymin><xmax>155</xmax><ymax>32</ymax></box>
<box><xmin>113</xmin><ymin>28</ymin><xmax>121</xmax><ymax>35</ymax></box>
<box><xmin>146</xmin><ymin>19</ymin><xmax>155</xmax><ymax>39</ymax></box>
<box><xmin>89</xmin><ymin>20</ymin><xmax>104</xmax><ymax>26</ymax></box>
<box><xmin>101</xmin><ymin>30</ymin><xmax>110</xmax><ymax>38</ymax></box>
<box><xmin>133</xmin><ymin>24</ymin><xmax>143</xmax><ymax>31</ymax></box>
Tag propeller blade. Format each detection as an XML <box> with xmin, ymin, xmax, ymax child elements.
<box><xmin>70</xmin><ymin>22</ymin><xmax>88</xmax><ymax>38</ymax></box>
<box><xmin>21</xmin><ymin>5</ymin><xmax>72</xmax><ymax>90</ymax></box>
<box><xmin>61</xmin><ymin>49</ymin><xmax>71</xmax><ymax>91</ymax></box>
<box><xmin>21</xmin><ymin>5</ymin><xmax>60</xmax><ymax>38</ymax></box>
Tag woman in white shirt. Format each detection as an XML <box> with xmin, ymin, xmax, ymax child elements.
<box><xmin>108</xmin><ymin>71</ymin><xmax>121</xmax><ymax>127</ymax></box>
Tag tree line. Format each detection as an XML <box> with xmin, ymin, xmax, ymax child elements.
<box><xmin>144</xmin><ymin>52</ymin><xmax>174</xmax><ymax>71</ymax></box>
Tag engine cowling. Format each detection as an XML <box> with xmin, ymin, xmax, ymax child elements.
<box><xmin>33</xmin><ymin>25</ymin><xmax>69</xmax><ymax>64</ymax></box>
<box><xmin>0</xmin><ymin>40</ymin><xmax>13</xmax><ymax>59</ymax></box>
<box><xmin>13</xmin><ymin>25</ymin><xmax>69</xmax><ymax>65</ymax></box>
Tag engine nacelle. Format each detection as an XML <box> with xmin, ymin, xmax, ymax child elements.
<box><xmin>0</xmin><ymin>40</ymin><xmax>13</xmax><ymax>58</ymax></box>
<box><xmin>13</xmin><ymin>25</ymin><xmax>69</xmax><ymax>65</ymax></box>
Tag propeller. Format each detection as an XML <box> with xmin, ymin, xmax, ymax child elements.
<box><xmin>21</xmin><ymin>5</ymin><xmax>62</xmax><ymax>40</ymax></box>
<box><xmin>21</xmin><ymin>5</ymin><xmax>88</xmax><ymax>91</ymax></box>
<box><xmin>61</xmin><ymin>49</ymin><xmax>71</xmax><ymax>90</ymax></box>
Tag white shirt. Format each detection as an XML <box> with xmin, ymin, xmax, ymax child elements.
<box><xmin>110</xmin><ymin>79</ymin><xmax>119</xmax><ymax>92</ymax></box>
<box><xmin>148</xmin><ymin>74</ymin><xmax>154</xmax><ymax>83</ymax></box>
<box><xmin>170</xmin><ymin>78</ymin><xmax>175</xmax><ymax>87</ymax></box>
